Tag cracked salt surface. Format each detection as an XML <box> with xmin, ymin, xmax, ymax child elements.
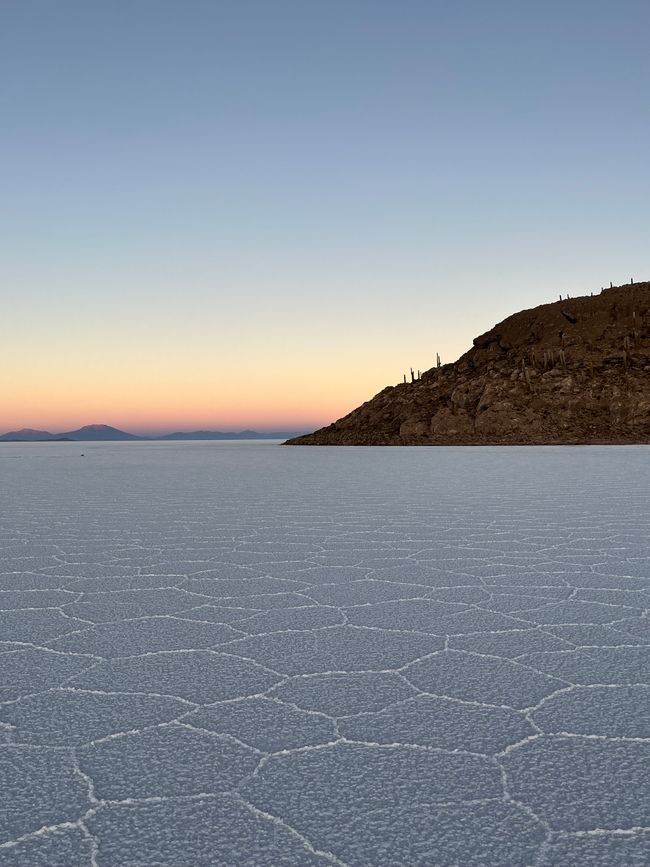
<box><xmin>0</xmin><ymin>441</ymin><xmax>649</xmax><ymax>865</ymax></box>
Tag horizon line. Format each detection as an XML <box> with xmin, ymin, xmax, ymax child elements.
<box><xmin>0</xmin><ymin>421</ymin><xmax>316</xmax><ymax>438</ymax></box>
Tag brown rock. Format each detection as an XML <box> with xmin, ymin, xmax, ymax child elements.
<box><xmin>286</xmin><ymin>282</ymin><xmax>650</xmax><ymax>445</ymax></box>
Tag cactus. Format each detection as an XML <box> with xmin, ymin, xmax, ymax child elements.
<box><xmin>436</xmin><ymin>353</ymin><xmax>441</xmax><ymax>368</ymax></box>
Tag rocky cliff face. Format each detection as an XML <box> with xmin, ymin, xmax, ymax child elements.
<box><xmin>287</xmin><ymin>282</ymin><xmax>650</xmax><ymax>445</ymax></box>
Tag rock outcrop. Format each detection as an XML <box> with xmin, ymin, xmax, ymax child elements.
<box><xmin>286</xmin><ymin>282</ymin><xmax>650</xmax><ymax>445</ymax></box>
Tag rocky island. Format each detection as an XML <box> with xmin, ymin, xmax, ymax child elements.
<box><xmin>287</xmin><ymin>281</ymin><xmax>650</xmax><ymax>445</ymax></box>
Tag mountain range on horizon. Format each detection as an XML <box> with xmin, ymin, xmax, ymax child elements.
<box><xmin>0</xmin><ymin>424</ymin><xmax>305</xmax><ymax>442</ymax></box>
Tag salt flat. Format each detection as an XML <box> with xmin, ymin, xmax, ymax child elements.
<box><xmin>0</xmin><ymin>441</ymin><xmax>648</xmax><ymax>866</ymax></box>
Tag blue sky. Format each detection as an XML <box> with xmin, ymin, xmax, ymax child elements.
<box><xmin>1</xmin><ymin>0</ymin><xmax>649</xmax><ymax>432</ymax></box>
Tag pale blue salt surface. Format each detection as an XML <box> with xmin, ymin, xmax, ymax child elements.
<box><xmin>0</xmin><ymin>441</ymin><xmax>648</xmax><ymax>866</ymax></box>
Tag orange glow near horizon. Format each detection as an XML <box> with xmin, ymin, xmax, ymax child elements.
<box><xmin>0</xmin><ymin>353</ymin><xmax>405</xmax><ymax>435</ymax></box>
<box><xmin>3</xmin><ymin>263</ymin><xmax>584</xmax><ymax>437</ymax></box>
<box><xmin>1</xmin><ymin>287</ymin><xmax>479</xmax><ymax>435</ymax></box>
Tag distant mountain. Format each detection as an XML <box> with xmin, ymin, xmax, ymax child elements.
<box><xmin>0</xmin><ymin>428</ymin><xmax>55</xmax><ymax>441</ymax></box>
<box><xmin>56</xmin><ymin>424</ymin><xmax>141</xmax><ymax>441</ymax></box>
<box><xmin>159</xmin><ymin>430</ymin><xmax>305</xmax><ymax>440</ymax></box>
<box><xmin>0</xmin><ymin>424</ymin><xmax>308</xmax><ymax>442</ymax></box>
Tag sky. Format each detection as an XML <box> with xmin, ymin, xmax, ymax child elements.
<box><xmin>1</xmin><ymin>0</ymin><xmax>649</xmax><ymax>434</ymax></box>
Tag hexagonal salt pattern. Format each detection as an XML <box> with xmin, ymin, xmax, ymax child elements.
<box><xmin>1</xmin><ymin>441</ymin><xmax>649</xmax><ymax>864</ymax></box>
<box><xmin>0</xmin><ymin>826</ymin><xmax>94</xmax><ymax>867</ymax></box>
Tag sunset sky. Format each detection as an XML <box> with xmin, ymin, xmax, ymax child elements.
<box><xmin>2</xmin><ymin>0</ymin><xmax>649</xmax><ymax>434</ymax></box>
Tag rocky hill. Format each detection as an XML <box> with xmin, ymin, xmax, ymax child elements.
<box><xmin>287</xmin><ymin>281</ymin><xmax>650</xmax><ymax>445</ymax></box>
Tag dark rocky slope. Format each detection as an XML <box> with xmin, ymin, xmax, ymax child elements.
<box><xmin>287</xmin><ymin>282</ymin><xmax>650</xmax><ymax>445</ymax></box>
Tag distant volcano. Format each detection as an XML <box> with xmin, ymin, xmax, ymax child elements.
<box><xmin>56</xmin><ymin>424</ymin><xmax>141</xmax><ymax>441</ymax></box>
<box><xmin>0</xmin><ymin>424</ymin><xmax>139</xmax><ymax>442</ymax></box>
<box><xmin>287</xmin><ymin>281</ymin><xmax>650</xmax><ymax>446</ymax></box>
